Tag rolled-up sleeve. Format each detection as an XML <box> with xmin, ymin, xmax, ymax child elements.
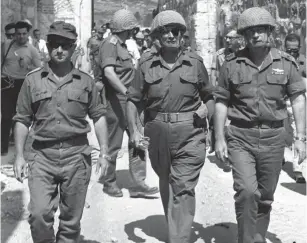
<box><xmin>214</xmin><ymin>62</ymin><xmax>231</xmax><ymax>102</ymax></box>
<box><xmin>287</xmin><ymin>62</ymin><xmax>306</xmax><ymax>97</ymax></box>
<box><xmin>99</xmin><ymin>41</ymin><xmax>117</xmax><ymax>70</ymax></box>
<box><xmin>127</xmin><ymin>64</ymin><xmax>145</xmax><ymax>103</ymax></box>
<box><xmin>13</xmin><ymin>78</ymin><xmax>33</xmax><ymax>127</ymax></box>
<box><xmin>198</xmin><ymin>60</ymin><xmax>214</xmax><ymax>102</ymax></box>
<box><xmin>88</xmin><ymin>78</ymin><xmax>106</xmax><ymax>120</ymax></box>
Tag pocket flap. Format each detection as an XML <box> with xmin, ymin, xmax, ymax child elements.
<box><xmin>144</xmin><ymin>72</ymin><xmax>162</xmax><ymax>84</ymax></box>
<box><xmin>32</xmin><ymin>90</ymin><xmax>52</xmax><ymax>103</ymax></box>
<box><xmin>267</xmin><ymin>74</ymin><xmax>287</xmax><ymax>85</ymax></box>
<box><xmin>68</xmin><ymin>89</ymin><xmax>88</xmax><ymax>103</ymax></box>
<box><xmin>180</xmin><ymin>73</ymin><xmax>197</xmax><ymax>83</ymax></box>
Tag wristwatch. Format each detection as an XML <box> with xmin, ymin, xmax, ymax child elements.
<box><xmin>99</xmin><ymin>154</ymin><xmax>111</xmax><ymax>161</ymax></box>
<box><xmin>295</xmin><ymin>136</ymin><xmax>306</xmax><ymax>142</ymax></box>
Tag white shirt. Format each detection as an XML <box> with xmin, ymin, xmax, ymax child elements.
<box><xmin>125</xmin><ymin>38</ymin><xmax>140</xmax><ymax>67</ymax></box>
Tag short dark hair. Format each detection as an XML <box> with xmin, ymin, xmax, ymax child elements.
<box><xmin>144</xmin><ymin>28</ymin><xmax>150</xmax><ymax>34</ymax></box>
<box><xmin>5</xmin><ymin>23</ymin><xmax>15</xmax><ymax>32</ymax></box>
<box><xmin>15</xmin><ymin>21</ymin><xmax>31</xmax><ymax>32</ymax></box>
<box><xmin>33</xmin><ymin>29</ymin><xmax>40</xmax><ymax>34</ymax></box>
<box><xmin>285</xmin><ymin>33</ymin><xmax>301</xmax><ymax>47</ymax></box>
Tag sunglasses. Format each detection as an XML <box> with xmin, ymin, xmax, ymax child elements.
<box><xmin>159</xmin><ymin>26</ymin><xmax>181</xmax><ymax>37</ymax></box>
<box><xmin>48</xmin><ymin>42</ymin><xmax>74</xmax><ymax>50</ymax></box>
<box><xmin>286</xmin><ymin>48</ymin><xmax>299</xmax><ymax>53</ymax></box>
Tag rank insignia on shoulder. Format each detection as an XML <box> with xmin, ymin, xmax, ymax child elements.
<box><xmin>109</xmin><ymin>36</ymin><xmax>118</xmax><ymax>45</ymax></box>
<box><xmin>272</xmin><ymin>68</ymin><xmax>285</xmax><ymax>75</ymax></box>
<box><xmin>225</xmin><ymin>52</ymin><xmax>236</xmax><ymax>61</ymax></box>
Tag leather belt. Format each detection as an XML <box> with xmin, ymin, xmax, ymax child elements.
<box><xmin>147</xmin><ymin>110</ymin><xmax>195</xmax><ymax>123</ymax></box>
<box><xmin>32</xmin><ymin>135</ymin><xmax>88</xmax><ymax>149</ymax></box>
<box><xmin>230</xmin><ymin>120</ymin><xmax>284</xmax><ymax>129</ymax></box>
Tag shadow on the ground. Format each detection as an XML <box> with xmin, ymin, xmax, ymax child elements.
<box><xmin>79</xmin><ymin>235</ymin><xmax>101</xmax><ymax>243</ymax></box>
<box><xmin>282</xmin><ymin>161</ymin><xmax>295</xmax><ymax>180</ymax></box>
<box><xmin>281</xmin><ymin>182</ymin><xmax>306</xmax><ymax>196</ymax></box>
<box><xmin>1</xmin><ymin>190</ymin><xmax>24</xmax><ymax>243</ymax></box>
<box><xmin>125</xmin><ymin>215</ymin><xmax>283</xmax><ymax>243</ymax></box>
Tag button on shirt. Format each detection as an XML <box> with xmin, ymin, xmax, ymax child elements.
<box><xmin>128</xmin><ymin>50</ymin><xmax>214</xmax><ymax>113</ymax></box>
<box><xmin>98</xmin><ymin>35</ymin><xmax>135</xmax><ymax>88</ymax></box>
<box><xmin>13</xmin><ymin>63</ymin><xmax>106</xmax><ymax>141</ymax></box>
<box><xmin>215</xmin><ymin>48</ymin><xmax>306</xmax><ymax>122</ymax></box>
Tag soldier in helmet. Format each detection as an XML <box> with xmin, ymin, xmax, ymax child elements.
<box><xmin>96</xmin><ymin>9</ymin><xmax>159</xmax><ymax>198</ymax></box>
<box><xmin>127</xmin><ymin>10</ymin><xmax>214</xmax><ymax>242</ymax></box>
<box><xmin>214</xmin><ymin>7</ymin><xmax>306</xmax><ymax>243</ymax></box>
<box><xmin>13</xmin><ymin>21</ymin><xmax>109</xmax><ymax>243</ymax></box>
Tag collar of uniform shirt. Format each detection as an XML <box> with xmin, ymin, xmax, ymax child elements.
<box><xmin>41</xmin><ymin>61</ymin><xmax>80</xmax><ymax>84</ymax></box>
<box><xmin>150</xmin><ymin>50</ymin><xmax>192</xmax><ymax>68</ymax></box>
<box><xmin>235</xmin><ymin>47</ymin><xmax>282</xmax><ymax>70</ymax></box>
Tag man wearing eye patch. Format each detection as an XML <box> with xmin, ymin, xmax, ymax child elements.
<box><xmin>127</xmin><ymin>10</ymin><xmax>215</xmax><ymax>243</ymax></box>
<box><xmin>13</xmin><ymin>21</ymin><xmax>109</xmax><ymax>243</ymax></box>
<box><xmin>96</xmin><ymin>9</ymin><xmax>159</xmax><ymax>198</ymax></box>
<box><xmin>215</xmin><ymin>7</ymin><xmax>306</xmax><ymax>243</ymax></box>
<box><xmin>283</xmin><ymin>33</ymin><xmax>306</xmax><ymax>183</ymax></box>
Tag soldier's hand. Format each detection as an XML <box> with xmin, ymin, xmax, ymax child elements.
<box><xmin>13</xmin><ymin>156</ymin><xmax>27</xmax><ymax>183</ymax></box>
<box><xmin>131</xmin><ymin>131</ymin><xmax>149</xmax><ymax>151</ymax></box>
<box><xmin>215</xmin><ymin>139</ymin><xmax>228</xmax><ymax>164</ymax></box>
<box><xmin>96</xmin><ymin>156</ymin><xmax>110</xmax><ymax>178</ymax></box>
<box><xmin>95</xmin><ymin>81</ymin><xmax>104</xmax><ymax>91</ymax></box>
<box><xmin>294</xmin><ymin>140</ymin><xmax>306</xmax><ymax>164</ymax></box>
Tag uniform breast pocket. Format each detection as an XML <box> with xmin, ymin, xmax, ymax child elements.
<box><xmin>144</xmin><ymin>73</ymin><xmax>164</xmax><ymax>99</ymax></box>
<box><xmin>31</xmin><ymin>90</ymin><xmax>53</xmax><ymax>118</ymax></box>
<box><xmin>179</xmin><ymin>73</ymin><xmax>198</xmax><ymax>98</ymax></box>
<box><xmin>66</xmin><ymin>89</ymin><xmax>89</xmax><ymax>118</ymax></box>
<box><xmin>266</xmin><ymin>74</ymin><xmax>287</xmax><ymax>99</ymax></box>
<box><xmin>230</xmin><ymin>72</ymin><xmax>253</xmax><ymax>99</ymax></box>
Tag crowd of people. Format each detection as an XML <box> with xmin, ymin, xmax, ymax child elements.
<box><xmin>1</xmin><ymin>5</ymin><xmax>306</xmax><ymax>243</ymax></box>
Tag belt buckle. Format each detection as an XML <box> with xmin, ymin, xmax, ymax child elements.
<box><xmin>59</xmin><ymin>142</ymin><xmax>63</xmax><ymax>148</ymax></box>
<box><xmin>258</xmin><ymin>121</ymin><xmax>263</xmax><ymax>128</ymax></box>
<box><xmin>167</xmin><ymin>113</ymin><xmax>171</xmax><ymax>122</ymax></box>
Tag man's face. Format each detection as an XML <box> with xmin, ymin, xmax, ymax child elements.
<box><xmin>136</xmin><ymin>38</ymin><xmax>144</xmax><ymax>46</ymax></box>
<box><xmin>285</xmin><ymin>40</ymin><xmax>300</xmax><ymax>59</ymax></box>
<box><xmin>182</xmin><ymin>35</ymin><xmax>190</xmax><ymax>47</ymax></box>
<box><xmin>15</xmin><ymin>28</ymin><xmax>29</xmax><ymax>45</ymax></box>
<box><xmin>33</xmin><ymin>30</ymin><xmax>40</xmax><ymax>40</ymax></box>
<box><xmin>145</xmin><ymin>35</ymin><xmax>153</xmax><ymax>47</ymax></box>
<box><xmin>47</xmin><ymin>36</ymin><xmax>76</xmax><ymax>64</ymax></box>
<box><xmin>5</xmin><ymin>28</ymin><xmax>15</xmax><ymax>40</ymax></box>
<box><xmin>158</xmin><ymin>25</ymin><xmax>182</xmax><ymax>50</ymax></box>
<box><xmin>244</xmin><ymin>26</ymin><xmax>271</xmax><ymax>49</ymax></box>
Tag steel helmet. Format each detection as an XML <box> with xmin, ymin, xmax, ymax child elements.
<box><xmin>110</xmin><ymin>9</ymin><xmax>139</xmax><ymax>33</ymax></box>
<box><xmin>237</xmin><ymin>7</ymin><xmax>275</xmax><ymax>34</ymax></box>
<box><xmin>151</xmin><ymin>10</ymin><xmax>186</xmax><ymax>35</ymax></box>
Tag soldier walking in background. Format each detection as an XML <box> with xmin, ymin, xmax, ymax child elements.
<box><xmin>214</xmin><ymin>7</ymin><xmax>306</xmax><ymax>243</ymax></box>
<box><xmin>127</xmin><ymin>10</ymin><xmax>214</xmax><ymax>243</ymax></box>
<box><xmin>97</xmin><ymin>9</ymin><xmax>158</xmax><ymax>198</ymax></box>
<box><xmin>284</xmin><ymin>33</ymin><xmax>306</xmax><ymax>183</ymax></box>
<box><xmin>13</xmin><ymin>21</ymin><xmax>110</xmax><ymax>243</ymax></box>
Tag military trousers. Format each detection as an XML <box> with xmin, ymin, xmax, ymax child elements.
<box><xmin>226</xmin><ymin>124</ymin><xmax>286</xmax><ymax>243</ymax></box>
<box><xmin>27</xmin><ymin>142</ymin><xmax>92</xmax><ymax>243</ymax></box>
<box><xmin>104</xmin><ymin>93</ymin><xmax>146</xmax><ymax>188</ymax></box>
<box><xmin>144</xmin><ymin>117</ymin><xmax>206</xmax><ymax>243</ymax></box>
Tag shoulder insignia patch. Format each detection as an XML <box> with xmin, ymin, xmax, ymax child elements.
<box><xmin>109</xmin><ymin>36</ymin><xmax>118</xmax><ymax>45</ymax></box>
<box><xmin>225</xmin><ymin>52</ymin><xmax>236</xmax><ymax>61</ymax></box>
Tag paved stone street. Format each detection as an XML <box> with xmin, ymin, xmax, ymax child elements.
<box><xmin>1</xmin><ymin>134</ymin><xmax>306</xmax><ymax>243</ymax></box>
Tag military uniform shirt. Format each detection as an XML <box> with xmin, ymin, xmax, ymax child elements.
<box><xmin>13</xmin><ymin>63</ymin><xmax>106</xmax><ymax>141</ymax></box>
<box><xmin>128</xmin><ymin>50</ymin><xmax>214</xmax><ymax>112</ymax></box>
<box><xmin>215</xmin><ymin>48</ymin><xmax>306</xmax><ymax>122</ymax></box>
<box><xmin>98</xmin><ymin>35</ymin><xmax>135</xmax><ymax>87</ymax></box>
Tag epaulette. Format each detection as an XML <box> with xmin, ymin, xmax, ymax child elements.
<box><xmin>187</xmin><ymin>51</ymin><xmax>203</xmax><ymax>62</ymax></box>
<box><xmin>26</xmin><ymin>67</ymin><xmax>44</xmax><ymax>77</ymax></box>
<box><xmin>280</xmin><ymin>50</ymin><xmax>299</xmax><ymax>69</ymax></box>
<box><xmin>225</xmin><ymin>52</ymin><xmax>236</xmax><ymax>61</ymax></box>
<box><xmin>109</xmin><ymin>36</ymin><xmax>118</xmax><ymax>45</ymax></box>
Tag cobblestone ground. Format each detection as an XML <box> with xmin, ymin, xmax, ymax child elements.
<box><xmin>1</xmin><ymin>134</ymin><xmax>306</xmax><ymax>243</ymax></box>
